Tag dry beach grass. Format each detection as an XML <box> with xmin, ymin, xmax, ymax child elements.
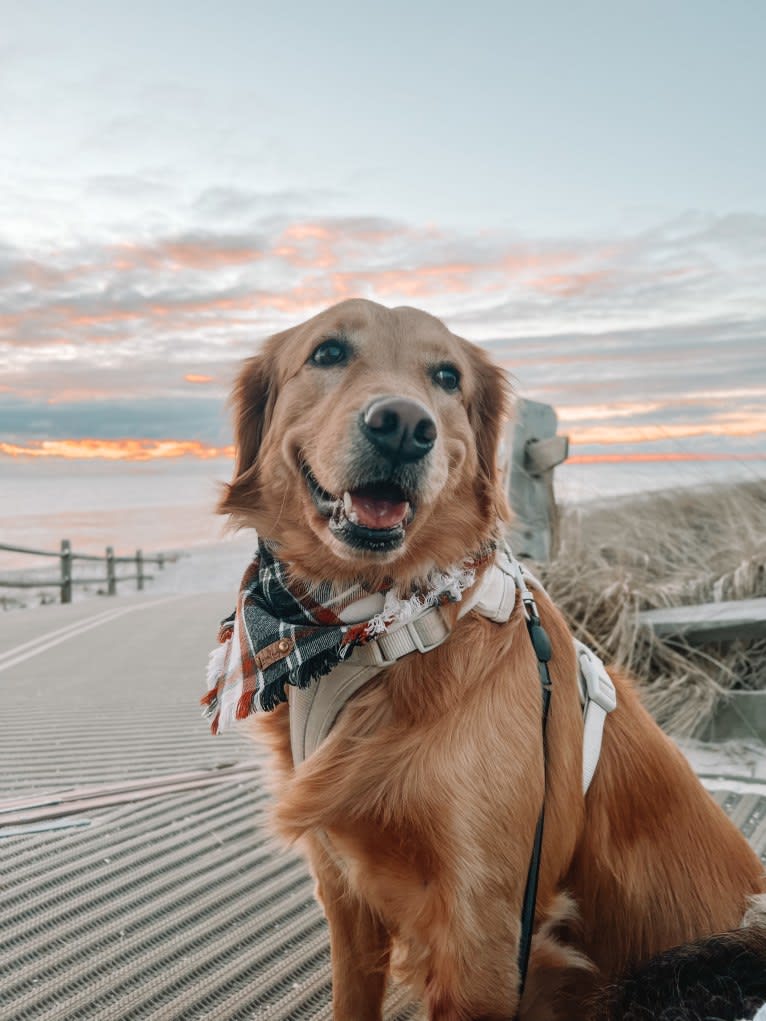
<box><xmin>541</xmin><ymin>480</ymin><xmax>766</xmax><ymax>735</ymax></box>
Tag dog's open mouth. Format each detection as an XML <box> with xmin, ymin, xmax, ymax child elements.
<box><xmin>303</xmin><ymin>466</ymin><xmax>414</xmax><ymax>551</ymax></box>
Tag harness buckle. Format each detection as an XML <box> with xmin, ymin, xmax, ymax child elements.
<box><xmin>407</xmin><ymin>608</ymin><xmax>451</xmax><ymax>654</ymax></box>
<box><xmin>576</xmin><ymin>642</ymin><xmax>617</xmax><ymax>714</ymax></box>
<box><xmin>366</xmin><ymin>607</ymin><xmax>451</xmax><ymax>666</ymax></box>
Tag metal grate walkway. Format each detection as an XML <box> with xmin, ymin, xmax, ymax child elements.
<box><xmin>0</xmin><ymin>591</ymin><xmax>420</xmax><ymax>1019</ymax></box>
<box><xmin>1</xmin><ymin>590</ymin><xmax>763</xmax><ymax>1020</ymax></box>
<box><xmin>0</xmin><ymin>778</ymin><xmax>420</xmax><ymax>1020</ymax></box>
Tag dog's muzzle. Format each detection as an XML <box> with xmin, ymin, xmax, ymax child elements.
<box><xmin>302</xmin><ymin>396</ymin><xmax>437</xmax><ymax>555</ymax></box>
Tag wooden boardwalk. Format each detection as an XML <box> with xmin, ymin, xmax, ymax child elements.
<box><xmin>1</xmin><ymin>590</ymin><xmax>764</xmax><ymax>1020</ymax></box>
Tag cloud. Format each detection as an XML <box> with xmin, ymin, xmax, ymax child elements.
<box><xmin>0</xmin><ymin>396</ymin><xmax>229</xmax><ymax>443</ymax></box>
<box><xmin>568</xmin><ymin>452</ymin><xmax>766</xmax><ymax>465</ymax></box>
<box><xmin>191</xmin><ymin>186</ymin><xmax>341</xmax><ymax>222</ymax></box>
<box><xmin>1</xmin><ymin>204</ymin><xmax>764</xmax><ymax>460</ymax></box>
<box><xmin>111</xmin><ymin>235</ymin><xmax>266</xmax><ymax>272</ymax></box>
<box><xmin>569</xmin><ymin>408</ymin><xmax>766</xmax><ymax>447</ymax></box>
<box><xmin>4</xmin><ymin>210</ymin><xmax>763</xmax><ymax>349</ymax></box>
<box><xmin>0</xmin><ymin>438</ymin><xmax>233</xmax><ymax>461</ymax></box>
<box><xmin>86</xmin><ymin>173</ymin><xmax>177</xmax><ymax>203</ymax></box>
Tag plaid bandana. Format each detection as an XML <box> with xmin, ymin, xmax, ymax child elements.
<box><xmin>202</xmin><ymin>539</ymin><xmax>495</xmax><ymax>734</ymax></box>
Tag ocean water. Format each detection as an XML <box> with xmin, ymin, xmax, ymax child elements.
<box><xmin>0</xmin><ymin>458</ymin><xmax>234</xmax><ymax>571</ymax></box>
<box><xmin>554</xmin><ymin>457</ymin><xmax>766</xmax><ymax>505</ymax></box>
<box><xmin>1</xmin><ymin>455</ymin><xmax>765</xmax><ymax>573</ymax></box>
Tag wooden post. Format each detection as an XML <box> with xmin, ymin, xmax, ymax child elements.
<box><xmin>136</xmin><ymin>549</ymin><xmax>144</xmax><ymax>591</ymax></box>
<box><xmin>60</xmin><ymin>539</ymin><xmax>72</xmax><ymax>604</ymax></box>
<box><xmin>106</xmin><ymin>546</ymin><xmax>116</xmax><ymax>596</ymax></box>
<box><xmin>506</xmin><ymin>399</ymin><xmax>569</xmax><ymax>563</ymax></box>
<box><xmin>158</xmin><ymin>553</ymin><xmax>165</xmax><ymax>570</ymax></box>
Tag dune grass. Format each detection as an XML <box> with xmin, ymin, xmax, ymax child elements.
<box><xmin>540</xmin><ymin>480</ymin><xmax>766</xmax><ymax>735</ymax></box>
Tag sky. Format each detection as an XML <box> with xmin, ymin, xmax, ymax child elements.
<box><xmin>1</xmin><ymin>0</ymin><xmax>765</xmax><ymax>467</ymax></box>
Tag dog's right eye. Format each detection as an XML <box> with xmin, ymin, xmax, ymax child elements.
<box><xmin>310</xmin><ymin>339</ymin><xmax>349</xmax><ymax>367</ymax></box>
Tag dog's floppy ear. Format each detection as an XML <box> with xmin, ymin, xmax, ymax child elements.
<box><xmin>218</xmin><ymin>347</ymin><xmax>278</xmax><ymax>518</ymax></box>
<box><xmin>465</xmin><ymin>342</ymin><xmax>512</xmax><ymax>523</ymax></box>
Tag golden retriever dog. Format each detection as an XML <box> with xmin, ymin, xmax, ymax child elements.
<box><xmin>216</xmin><ymin>298</ymin><xmax>764</xmax><ymax>1020</ymax></box>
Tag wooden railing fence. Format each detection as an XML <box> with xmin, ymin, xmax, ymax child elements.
<box><xmin>0</xmin><ymin>541</ymin><xmax>170</xmax><ymax>603</ymax></box>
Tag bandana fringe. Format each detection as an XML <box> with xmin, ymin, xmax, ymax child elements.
<box><xmin>206</xmin><ymin>642</ymin><xmax>227</xmax><ymax>695</ymax></box>
<box><xmin>364</xmin><ymin>564</ymin><xmax>476</xmax><ymax>637</ymax></box>
<box><xmin>203</xmin><ymin>539</ymin><xmax>495</xmax><ymax>732</ymax></box>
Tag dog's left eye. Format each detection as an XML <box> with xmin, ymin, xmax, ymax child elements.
<box><xmin>432</xmin><ymin>364</ymin><xmax>461</xmax><ymax>392</ymax></box>
<box><xmin>310</xmin><ymin>339</ymin><xmax>349</xmax><ymax>367</ymax></box>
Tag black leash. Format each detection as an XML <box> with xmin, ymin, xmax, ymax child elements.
<box><xmin>513</xmin><ymin>585</ymin><xmax>554</xmax><ymax>1018</ymax></box>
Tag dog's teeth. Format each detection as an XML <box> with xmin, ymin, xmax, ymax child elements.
<box><xmin>342</xmin><ymin>491</ymin><xmax>360</xmax><ymax>524</ymax></box>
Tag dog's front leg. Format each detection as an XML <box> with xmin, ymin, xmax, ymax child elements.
<box><xmin>308</xmin><ymin>835</ymin><xmax>391</xmax><ymax>1021</ymax></box>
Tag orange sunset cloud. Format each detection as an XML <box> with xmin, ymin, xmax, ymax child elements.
<box><xmin>569</xmin><ymin>411</ymin><xmax>766</xmax><ymax>447</ymax></box>
<box><xmin>568</xmin><ymin>452</ymin><xmax>766</xmax><ymax>465</ymax></box>
<box><xmin>0</xmin><ymin>439</ymin><xmax>234</xmax><ymax>461</ymax></box>
<box><xmin>112</xmin><ymin>239</ymin><xmax>263</xmax><ymax>272</ymax></box>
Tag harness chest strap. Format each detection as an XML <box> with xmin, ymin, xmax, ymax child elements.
<box><xmin>576</xmin><ymin>639</ymin><xmax>618</xmax><ymax>791</ymax></box>
<box><xmin>289</xmin><ymin>554</ymin><xmax>617</xmax><ymax>791</ymax></box>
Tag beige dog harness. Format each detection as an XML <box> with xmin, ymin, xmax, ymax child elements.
<box><xmin>289</xmin><ymin>549</ymin><xmax>617</xmax><ymax>793</ymax></box>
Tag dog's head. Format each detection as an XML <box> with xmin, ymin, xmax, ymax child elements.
<box><xmin>220</xmin><ymin>299</ymin><xmax>511</xmax><ymax>584</ymax></box>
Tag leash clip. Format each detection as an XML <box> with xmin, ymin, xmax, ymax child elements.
<box><xmin>507</xmin><ymin>556</ymin><xmax>541</xmax><ymax>623</ymax></box>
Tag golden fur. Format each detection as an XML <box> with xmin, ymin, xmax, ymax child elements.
<box><xmin>219</xmin><ymin>299</ymin><xmax>764</xmax><ymax>1021</ymax></box>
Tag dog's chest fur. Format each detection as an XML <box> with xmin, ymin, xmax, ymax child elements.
<box><xmin>252</xmin><ymin>602</ymin><xmax>589</xmax><ymax>987</ymax></box>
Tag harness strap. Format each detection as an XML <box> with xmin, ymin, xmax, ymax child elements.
<box><xmin>286</xmin><ymin>550</ymin><xmax>616</xmax><ymax>1016</ymax></box>
<box><xmin>575</xmin><ymin>640</ymin><xmax>617</xmax><ymax>792</ymax></box>
<box><xmin>290</xmin><ymin>607</ymin><xmax>451</xmax><ymax>763</ymax></box>
<box><xmin>290</xmin><ymin>552</ymin><xmax>518</xmax><ymax>764</ymax></box>
<box><xmin>289</xmin><ymin>559</ymin><xmax>616</xmax><ymax>791</ymax></box>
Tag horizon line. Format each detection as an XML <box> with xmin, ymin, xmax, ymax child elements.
<box><xmin>1</xmin><ymin>438</ymin><xmax>764</xmax><ymax>466</ymax></box>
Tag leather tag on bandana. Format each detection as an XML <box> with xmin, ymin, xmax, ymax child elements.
<box><xmin>254</xmin><ymin>637</ymin><xmax>295</xmax><ymax>671</ymax></box>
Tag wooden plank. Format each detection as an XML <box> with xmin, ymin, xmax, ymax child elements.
<box><xmin>525</xmin><ymin>435</ymin><xmax>569</xmax><ymax>475</ymax></box>
<box><xmin>0</xmin><ymin>580</ymin><xmax>62</xmax><ymax>589</ymax></box>
<box><xmin>640</xmin><ymin>597</ymin><xmax>766</xmax><ymax>644</ymax></box>
<box><xmin>0</xmin><ymin>763</ymin><xmax>263</xmax><ymax>827</ymax></box>
<box><xmin>0</xmin><ymin>762</ymin><xmax>262</xmax><ymax>814</ymax></box>
<box><xmin>0</xmin><ymin>542</ymin><xmax>61</xmax><ymax>558</ymax></box>
<box><xmin>0</xmin><ymin>542</ymin><xmax>169</xmax><ymax>563</ymax></box>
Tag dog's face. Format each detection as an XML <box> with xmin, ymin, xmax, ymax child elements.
<box><xmin>221</xmin><ymin>299</ymin><xmax>510</xmax><ymax>584</ymax></box>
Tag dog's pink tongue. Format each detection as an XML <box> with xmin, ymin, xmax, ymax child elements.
<box><xmin>349</xmin><ymin>488</ymin><xmax>408</xmax><ymax>529</ymax></box>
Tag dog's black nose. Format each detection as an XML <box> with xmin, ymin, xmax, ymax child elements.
<box><xmin>360</xmin><ymin>396</ymin><xmax>437</xmax><ymax>463</ymax></box>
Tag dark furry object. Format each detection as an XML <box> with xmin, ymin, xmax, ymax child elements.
<box><xmin>595</xmin><ymin>928</ymin><xmax>766</xmax><ymax>1021</ymax></box>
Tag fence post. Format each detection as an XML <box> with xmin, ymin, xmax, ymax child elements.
<box><xmin>158</xmin><ymin>553</ymin><xmax>165</xmax><ymax>570</ymax></box>
<box><xmin>106</xmin><ymin>546</ymin><xmax>116</xmax><ymax>596</ymax></box>
<box><xmin>60</xmin><ymin>539</ymin><xmax>72</xmax><ymax>604</ymax></box>
<box><xmin>136</xmin><ymin>549</ymin><xmax>144</xmax><ymax>591</ymax></box>
<box><xmin>506</xmin><ymin>399</ymin><xmax>569</xmax><ymax>563</ymax></box>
